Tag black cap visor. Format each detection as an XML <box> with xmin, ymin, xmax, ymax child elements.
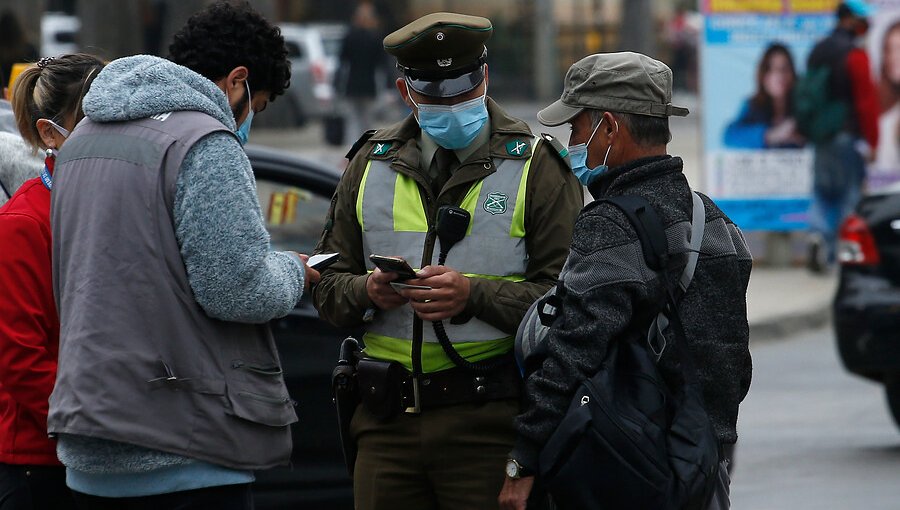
<box><xmin>406</xmin><ymin>66</ymin><xmax>485</xmax><ymax>98</ymax></box>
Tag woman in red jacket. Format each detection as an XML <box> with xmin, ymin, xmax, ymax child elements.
<box><xmin>0</xmin><ymin>54</ymin><xmax>103</xmax><ymax>510</ymax></box>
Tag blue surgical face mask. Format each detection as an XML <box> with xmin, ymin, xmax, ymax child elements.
<box><xmin>235</xmin><ymin>80</ymin><xmax>254</xmax><ymax>146</ymax></box>
<box><xmin>568</xmin><ymin>118</ymin><xmax>616</xmax><ymax>186</ymax></box>
<box><xmin>407</xmin><ymin>81</ymin><xmax>489</xmax><ymax>150</ymax></box>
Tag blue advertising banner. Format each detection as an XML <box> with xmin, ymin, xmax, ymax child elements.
<box><xmin>701</xmin><ymin>9</ymin><xmax>833</xmax><ymax>231</ymax></box>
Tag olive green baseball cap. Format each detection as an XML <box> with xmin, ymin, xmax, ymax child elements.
<box><xmin>383</xmin><ymin>12</ymin><xmax>491</xmax><ymax>98</ymax></box>
<box><xmin>538</xmin><ymin>52</ymin><xmax>689</xmax><ymax>127</ymax></box>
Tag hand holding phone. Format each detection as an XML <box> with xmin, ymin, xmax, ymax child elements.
<box><xmin>369</xmin><ymin>254</ymin><xmax>417</xmax><ymax>281</ymax></box>
<box><xmin>366</xmin><ymin>257</ymin><xmax>411</xmax><ymax>311</ymax></box>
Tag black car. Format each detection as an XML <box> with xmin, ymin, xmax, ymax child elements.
<box><xmin>833</xmin><ymin>187</ymin><xmax>900</xmax><ymax>431</ymax></box>
<box><xmin>245</xmin><ymin>145</ymin><xmax>357</xmax><ymax>509</ymax></box>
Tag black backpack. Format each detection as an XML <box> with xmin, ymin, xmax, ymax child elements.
<box><xmin>535</xmin><ymin>192</ymin><xmax>719</xmax><ymax>510</ymax></box>
<box><xmin>793</xmin><ymin>65</ymin><xmax>849</xmax><ymax>144</ymax></box>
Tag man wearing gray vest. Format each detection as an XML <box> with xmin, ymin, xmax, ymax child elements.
<box><xmin>313</xmin><ymin>12</ymin><xmax>582</xmax><ymax>510</ymax></box>
<box><xmin>47</xmin><ymin>3</ymin><xmax>318</xmax><ymax>508</ymax></box>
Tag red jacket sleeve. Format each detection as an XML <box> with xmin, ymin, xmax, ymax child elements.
<box><xmin>847</xmin><ymin>48</ymin><xmax>879</xmax><ymax>150</ymax></box>
<box><xmin>0</xmin><ymin>212</ymin><xmax>58</xmax><ymax>424</ymax></box>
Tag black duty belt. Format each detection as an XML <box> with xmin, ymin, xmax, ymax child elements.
<box><xmin>402</xmin><ymin>355</ymin><xmax>521</xmax><ymax>411</ymax></box>
<box><xmin>355</xmin><ymin>353</ymin><xmax>521</xmax><ymax>421</ymax></box>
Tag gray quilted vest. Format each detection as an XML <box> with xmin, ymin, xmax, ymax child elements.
<box><xmin>48</xmin><ymin>111</ymin><xmax>297</xmax><ymax>470</ymax></box>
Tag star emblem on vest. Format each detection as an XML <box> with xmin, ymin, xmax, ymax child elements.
<box><xmin>483</xmin><ymin>192</ymin><xmax>508</xmax><ymax>215</ymax></box>
<box><xmin>506</xmin><ymin>140</ymin><xmax>528</xmax><ymax>156</ymax></box>
<box><xmin>372</xmin><ymin>142</ymin><xmax>392</xmax><ymax>156</ymax></box>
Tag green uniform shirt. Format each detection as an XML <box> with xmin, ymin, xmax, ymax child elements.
<box><xmin>312</xmin><ymin>98</ymin><xmax>582</xmax><ymax>363</ymax></box>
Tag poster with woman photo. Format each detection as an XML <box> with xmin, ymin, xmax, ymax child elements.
<box><xmin>869</xmin><ymin>0</ymin><xmax>900</xmax><ymax>186</ymax></box>
<box><xmin>701</xmin><ymin>3</ymin><xmax>834</xmax><ymax>231</ymax></box>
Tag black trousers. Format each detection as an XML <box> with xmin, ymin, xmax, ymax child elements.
<box><xmin>72</xmin><ymin>484</ymin><xmax>253</xmax><ymax>510</ymax></box>
<box><xmin>0</xmin><ymin>464</ymin><xmax>75</xmax><ymax>510</ymax></box>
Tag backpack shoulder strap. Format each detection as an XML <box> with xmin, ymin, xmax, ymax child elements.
<box><xmin>681</xmin><ymin>192</ymin><xmax>706</xmax><ymax>292</ymax></box>
<box><xmin>603</xmin><ymin>192</ymin><xmax>706</xmax><ymax>364</ymax></box>
<box><xmin>602</xmin><ymin>192</ymin><xmax>705</xmax><ymax>292</ymax></box>
<box><xmin>602</xmin><ymin>195</ymin><xmax>668</xmax><ymax>271</ymax></box>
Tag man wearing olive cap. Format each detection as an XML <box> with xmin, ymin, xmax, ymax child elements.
<box><xmin>500</xmin><ymin>52</ymin><xmax>752</xmax><ymax>509</ymax></box>
<box><xmin>312</xmin><ymin>12</ymin><xmax>582</xmax><ymax>509</ymax></box>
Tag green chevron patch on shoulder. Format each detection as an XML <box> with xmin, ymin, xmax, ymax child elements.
<box><xmin>505</xmin><ymin>139</ymin><xmax>529</xmax><ymax>157</ymax></box>
<box><xmin>372</xmin><ymin>142</ymin><xmax>393</xmax><ymax>156</ymax></box>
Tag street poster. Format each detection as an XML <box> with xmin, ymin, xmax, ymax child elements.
<box><xmin>701</xmin><ymin>0</ymin><xmax>835</xmax><ymax>231</ymax></box>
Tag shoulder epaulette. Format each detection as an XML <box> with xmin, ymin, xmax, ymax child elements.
<box><xmin>345</xmin><ymin>129</ymin><xmax>378</xmax><ymax>160</ymax></box>
<box><xmin>539</xmin><ymin>133</ymin><xmax>569</xmax><ymax>164</ymax></box>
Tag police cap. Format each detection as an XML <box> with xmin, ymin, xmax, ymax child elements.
<box><xmin>384</xmin><ymin>12</ymin><xmax>492</xmax><ymax>98</ymax></box>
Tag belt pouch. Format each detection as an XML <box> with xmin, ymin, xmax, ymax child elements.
<box><xmin>356</xmin><ymin>358</ymin><xmax>405</xmax><ymax>421</ymax></box>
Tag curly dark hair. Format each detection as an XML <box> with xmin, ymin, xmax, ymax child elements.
<box><xmin>168</xmin><ymin>1</ymin><xmax>290</xmax><ymax>101</ymax></box>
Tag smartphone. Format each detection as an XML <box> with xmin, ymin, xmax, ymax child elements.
<box><xmin>369</xmin><ymin>254</ymin><xmax>417</xmax><ymax>280</ymax></box>
<box><xmin>308</xmin><ymin>252</ymin><xmax>340</xmax><ymax>270</ymax></box>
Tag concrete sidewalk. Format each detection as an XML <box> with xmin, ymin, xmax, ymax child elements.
<box><xmin>747</xmin><ymin>268</ymin><xmax>837</xmax><ymax>342</ymax></box>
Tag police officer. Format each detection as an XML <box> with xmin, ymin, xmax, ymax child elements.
<box><xmin>313</xmin><ymin>12</ymin><xmax>582</xmax><ymax>509</ymax></box>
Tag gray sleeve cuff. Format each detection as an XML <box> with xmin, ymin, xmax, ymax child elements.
<box><xmin>285</xmin><ymin>252</ymin><xmax>307</xmax><ymax>296</ymax></box>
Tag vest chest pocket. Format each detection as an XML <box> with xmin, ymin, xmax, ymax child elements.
<box><xmin>225</xmin><ymin>360</ymin><xmax>298</xmax><ymax>427</ymax></box>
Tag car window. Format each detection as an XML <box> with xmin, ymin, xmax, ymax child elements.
<box><xmin>256</xmin><ymin>179</ymin><xmax>330</xmax><ymax>254</ymax></box>
<box><xmin>55</xmin><ymin>31</ymin><xmax>77</xmax><ymax>44</ymax></box>
<box><xmin>285</xmin><ymin>40</ymin><xmax>304</xmax><ymax>59</ymax></box>
<box><xmin>322</xmin><ymin>37</ymin><xmax>342</xmax><ymax>59</ymax></box>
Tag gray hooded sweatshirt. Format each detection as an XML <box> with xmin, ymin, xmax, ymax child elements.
<box><xmin>56</xmin><ymin>55</ymin><xmax>305</xmax><ymax>495</ymax></box>
<box><xmin>0</xmin><ymin>131</ymin><xmax>42</xmax><ymax>207</ymax></box>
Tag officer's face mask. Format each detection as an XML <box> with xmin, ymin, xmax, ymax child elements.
<box><xmin>407</xmin><ymin>81</ymin><xmax>489</xmax><ymax>150</ymax></box>
<box><xmin>568</xmin><ymin>117</ymin><xmax>617</xmax><ymax>186</ymax></box>
<box><xmin>233</xmin><ymin>80</ymin><xmax>254</xmax><ymax>146</ymax></box>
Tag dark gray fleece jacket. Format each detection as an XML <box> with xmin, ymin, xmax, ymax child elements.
<box><xmin>511</xmin><ymin>155</ymin><xmax>753</xmax><ymax>469</ymax></box>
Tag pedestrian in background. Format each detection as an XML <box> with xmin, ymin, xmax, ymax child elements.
<box><xmin>0</xmin><ymin>53</ymin><xmax>104</xmax><ymax>510</ymax></box>
<box><xmin>500</xmin><ymin>52</ymin><xmax>752</xmax><ymax>509</ymax></box>
<box><xmin>46</xmin><ymin>3</ymin><xmax>319</xmax><ymax>509</ymax></box>
<box><xmin>336</xmin><ymin>2</ymin><xmax>391</xmax><ymax>138</ymax></box>
<box><xmin>804</xmin><ymin>0</ymin><xmax>879</xmax><ymax>272</ymax></box>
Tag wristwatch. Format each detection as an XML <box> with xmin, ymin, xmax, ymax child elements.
<box><xmin>505</xmin><ymin>458</ymin><xmax>531</xmax><ymax>479</ymax></box>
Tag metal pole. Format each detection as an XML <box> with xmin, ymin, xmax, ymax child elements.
<box><xmin>620</xmin><ymin>0</ymin><xmax>656</xmax><ymax>56</ymax></box>
<box><xmin>533</xmin><ymin>0</ymin><xmax>558</xmax><ymax>101</ymax></box>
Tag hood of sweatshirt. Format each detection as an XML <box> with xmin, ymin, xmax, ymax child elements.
<box><xmin>81</xmin><ymin>54</ymin><xmax>237</xmax><ymax>131</ymax></box>
<box><xmin>0</xmin><ymin>132</ymin><xmax>43</xmax><ymax>206</ymax></box>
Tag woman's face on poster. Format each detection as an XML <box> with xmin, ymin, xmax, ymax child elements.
<box><xmin>763</xmin><ymin>52</ymin><xmax>794</xmax><ymax>100</ymax></box>
<box><xmin>884</xmin><ymin>27</ymin><xmax>900</xmax><ymax>85</ymax></box>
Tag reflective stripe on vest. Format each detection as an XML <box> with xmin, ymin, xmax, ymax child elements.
<box><xmin>356</xmin><ymin>138</ymin><xmax>537</xmax><ymax>372</ymax></box>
